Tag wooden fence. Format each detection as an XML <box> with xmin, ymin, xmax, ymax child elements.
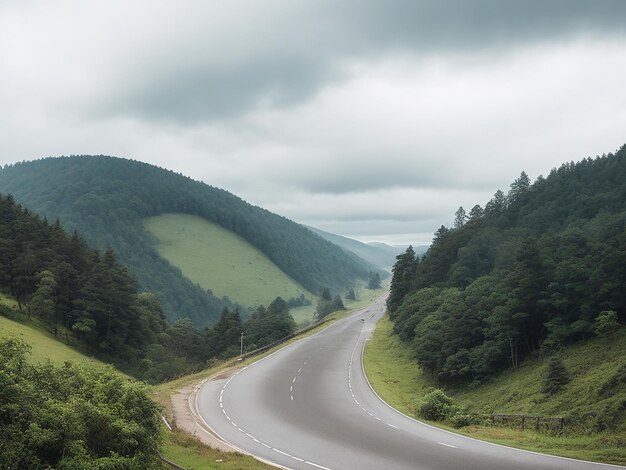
<box><xmin>491</xmin><ymin>413</ymin><xmax>565</xmax><ymax>431</ymax></box>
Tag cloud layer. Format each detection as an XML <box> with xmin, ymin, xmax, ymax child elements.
<box><xmin>1</xmin><ymin>1</ymin><xmax>626</xmax><ymax>244</ymax></box>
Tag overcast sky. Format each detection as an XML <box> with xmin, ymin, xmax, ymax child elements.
<box><xmin>1</xmin><ymin>1</ymin><xmax>625</xmax><ymax>245</ymax></box>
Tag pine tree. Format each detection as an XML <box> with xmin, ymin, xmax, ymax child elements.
<box><xmin>387</xmin><ymin>246</ymin><xmax>418</xmax><ymax>313</ymax></box>
<box><xmin>454</xmin><ymin>206</ymin><xmax>467</xmax><ymax>228</ymax></box>
<box><xmin>367</xmin><ymin>271</ymin><xmax>381</xmax><ymax>289</ymax></box>
<box><xmin>543</xmin><ymin>357</ymin><xmax>570</xmax><ymax>395</ymax></box>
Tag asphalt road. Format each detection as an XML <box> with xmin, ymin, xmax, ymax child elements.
<box><xmin>197</xmin><ymin>296</ymin><xmax>623</xmax><ymax>470</ymax></box>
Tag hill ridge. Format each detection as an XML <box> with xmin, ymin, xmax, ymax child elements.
<box><xmin>0</xmin><ymin>155</ymin><xmax>377</xmax><ymax>325</ymax></box>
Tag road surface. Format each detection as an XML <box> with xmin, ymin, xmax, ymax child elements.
<box><xmin>196</xmin><ymin>296</ymin><xmax>623</xmax><ymax>470</ymax></box>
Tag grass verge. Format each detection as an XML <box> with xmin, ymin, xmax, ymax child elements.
<box><xmin>363</xmin><ymin>315</ymin><xmax>626</xmax><ymax>466</ymax></box>
<box><xmin>162</xmin><ymin>429</ymin><xmax>273</xmax><ymax>470</ymax></box>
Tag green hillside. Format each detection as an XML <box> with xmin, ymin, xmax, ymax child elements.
<box><xmin>0</xmin><ymin>313</ymin><xmax>114</xmax><ymax>370</ymax></box>
<box><xmin>144</xmin><ymin>213</ymin><xmax>314</xmax><ymax>308</ymax></box>
<box><xmin>387</xmin><ymin>146</ymin><xmax>626</xmax><ymax>387</ymax></box>
<box><xmin>365</xmin><ymin>315</ymin><xmax>626</xmax><ymax>464</ymax></box>
<box><xmin>0</xmin><ymin>156</ymin><xmax>377</xmax><ymax>326</ymax></box>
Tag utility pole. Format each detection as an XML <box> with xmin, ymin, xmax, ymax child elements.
<box><xmin>240</xmin><ymin>331</ymin><xmax>245</xmax><ymax>356</ymax></box>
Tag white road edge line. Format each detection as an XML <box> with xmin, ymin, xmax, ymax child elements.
<box><xmin>438</xmin><ymin>442</ymin><xmax>457</xmax><ymax>448</ymax></box>
<box><xmin>203</xmin><ymin>300</ymin><xmax>387</xmax><ymax>470</ymax></box>
<box><xmin>358</xmin><ymin>307</ymin><xmax>626</xmax><ymax>469</ymax></box>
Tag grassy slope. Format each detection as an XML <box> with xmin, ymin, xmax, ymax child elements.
<box><xmin>0</xmin><ymin>292</ymin><xmax>266</xmax><ymax>470</ymax></box>
<box><xmin>144</xmin><ymin>213</ymin><xmax>315</xmax><ymax>310</ymax></box>
<box><xmin>0</xmin><ymin>313</ymin><xmax>113</xmax><ymax>370</ymax></box>
<box><xmin>364</xmin><ymin>315</ymin><xmax>626</xmax><ymax>465</ymax></box>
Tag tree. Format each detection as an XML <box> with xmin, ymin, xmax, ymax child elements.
<box><xmin>593</xmin><ymin>310</ymin><xmax>620</xmax><ymax>336</ymax></box>
<box><xmin>508</xmin><ymin>171</ymin><xmax>531</xmax><ymax>203</ymax></box>
<box><xmin>454</xmin><ymin>206</ymin><xmax>468</xmax><ymax>228</ymax></box>
<box><xmin>207</xmin><ymin>308</ymin><xmax>242</xmax><ymax>358</ymax></box>
<box><xmin>543</xmin><ymin>357</ymin><xmax>570</xmax><ymax>395</ymax></box>
<box><xmin>484</xmin><ymin>189</ymin><xmax>506</xmax><ymax>215</ymax></box>
<box><xmin>387</xmin><ymin>246</ymin><xmax>418</xmax><ymax>313</ymax></box>
<box><xmin>316</xmin><ymin>290</ymin><xmax>345</xmax><ymax>320</ymax></box>
<box><xmin>30</xmin><ymin>270</ymin><xmax>57</xmax><ymax>327</ymax></box>
<box><xmin>346</xmin><ymin>288</ymin><xmax>356</xmax><ymax>300</ymax></box>
<box><xmin>367</xmin><ymin>271</ymin><xmax>381</xmax><ymax>289</ymax></box>
<box><xmin>0</xmin><ymin>337</ymin><xmax>162</xmax><ymax>469</ymax></box>
<box><xmin>468</xmin><ymin>204</ymin><xmax>484</xmax><ymax>221</ymax></box>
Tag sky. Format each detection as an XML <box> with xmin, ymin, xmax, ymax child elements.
<box><xmin>1</xmin><ymin>1</ymin><xmax>626</xmax><ymax>245</ymax></box>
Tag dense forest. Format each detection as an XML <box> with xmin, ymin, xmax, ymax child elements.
<box><xmin>387</xmin><ymin>146</ymin><xmax>626</xmax><ymax>386</ymax></box>
<box><xmin>0</xmin><ymin>194</ymin><xmax>297</xmax><ymax>383</ymax></box>
<box><xmin>0</xmin><ymin>156</ymin><xmax>377</xmax><ymax>326</ymax></box>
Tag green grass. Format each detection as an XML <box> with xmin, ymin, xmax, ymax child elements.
<box><xmin>144</xmin><ymin>213</ymin><xmax>315</xmax><ymax>309</ymax></box>
<box><xmin>364</xmin><ymin>315</ymin><xmax>626</xmax><ymax>465</ymax></box>
<box><xmin>0</xmin><ymin>314</ymin><xmax>115</xmax><ymax>370</ymax></box>
<box><xmin>162</xmin><ymin>429</ymin><xmax>272</xmax><ymax>470</ymax></box>
<box><xmin>290</xmin><ymin>286</ymin><xmax>386</xmax><ymax>326</ymax></box>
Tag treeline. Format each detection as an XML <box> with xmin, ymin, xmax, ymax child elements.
<box><xmin>0</xmin><ymin>337</ymin><xmax>162</xmax><ymax>469</ymax></box>
<box><xmin>0</xmin><ymin>194</ymin><xmax>298</xmax><ymax>382</ymax></box>
<box><xmin>387</xmin><ymin>146</ymin><xmax>626</xmax><ymax>385</ymax></box>
<box><xmin>168</xmin><ymin>298</ymin><xmax>298</xmax><ymax>362</ymax></box>
<box><xmin>0</xmin><ymin>156</ymin><xmax>375</xmax><ymax>325</ymax></box>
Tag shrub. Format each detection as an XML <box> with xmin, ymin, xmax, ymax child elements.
<box><xmin>450</xmin><ymin>411</ymin><xmax>476</xmax><ymax>428</ymax></box>
<box><xmin>416</xmin><ymin>389</ymin><xmax>456</xmax><ymax>421</ymax></box>
<box><xmin>594</xmin><ymin>310</ymin><xmax>620</xmax><ymax>336</ymax></box>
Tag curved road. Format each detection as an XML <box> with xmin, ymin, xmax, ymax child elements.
<box><xmin>197</xmin><ymin>296</ymin><xmax>623</xmax><ymax>470</ymax></box>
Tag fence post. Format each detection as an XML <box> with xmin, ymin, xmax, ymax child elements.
<box><xmin>535</xmin><ymin>416</ymin><xmax>540</xmax><ymax>431</ymax></box>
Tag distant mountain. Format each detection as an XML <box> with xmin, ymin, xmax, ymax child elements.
<box><xmin>307</xmin><ymin>226</ymin><xmax>428</xmax><ymax>272</ymax></box>
<box><xmin>366</xmin><ymin>242</ymin><xmax>429</xmax><ymax>264</ymax></box>
<box><xmin>0</xmin><ymin>156</ymin><xmax>376</xmax><ymax>326</ymax></box>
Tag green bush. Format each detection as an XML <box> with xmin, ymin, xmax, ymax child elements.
<box><xmin>450</xmin><ymin>411</ymin><xmax>477</xmax><ymax>428</ymax></box>
<box><xmin>416</xmin><ymin>389</ymin><xmax>457</xmax><ymax>421</ymax></box>
<box><xmin>0</xmin><ymin>336</ymin><xmax>163</xmax><ymax>469</ymax></box>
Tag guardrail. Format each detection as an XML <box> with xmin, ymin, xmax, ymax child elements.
<box><xmin>238</xmin><ymin>315</ymin><xmax>335</xmax><ymax>361</ymax></box>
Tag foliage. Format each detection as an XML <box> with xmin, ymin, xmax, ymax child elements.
<box><xmin>594</xmin><ymin>310</ymin><xmax>620</xmax><ymax>336</ymax></box>
<box><xmin>416</xmin><ymin>389</ymin><xmax>457</xmax><ymax>421</ymax></box>
<box><xmin>0</xmin><ymin>195</ymin><xmax>211</xmax><ymax>383</ymax></box>
<box><xmin>364</xmin><ymin>315</ymin><xmax>626</xmax><ymax>464</ymax></box>
<box><xmin>287</xmin><ymin>293</ymin><xmax>312</xmax><ymax>309</ymax></box>
<box><xmin>243</xmin><ymin>297</ymin><xmax>297</xmax><ymax>351</ymax></box>
<box><xmin>543</xmin><ymin>357</ymin><xmax>571</xmax><ymax>396</ymax></box>
<box><xmin>0</xmin><ymin>336</ymin><xmax>162</xmax><ymax>469</ymax></box>
<box><xmin>387</xmin><ymin>146</ymin><xmax>626</xmax><ymax>385</ymax></box>
<box><xmin>315</xmin><ymin>288</ymin><xmax>345</xmax><ymax>320</ymax></box>
<box><xmin>346</xmin><ymin>288</ymin><xmax>356</xmax><ymax>300</ymax></box>
<box><xmin>386</xmin><ymin>246</ymin><xmax>418</xmax><ymax>312</ymax></box>
<box><xmin>367</xmin><ymin>271</ymin><xmax>381</xmax><ymax>289</ymax></box>
<box><xmin>0</xmin><ymin>156</ymin><xmax>372</xmax><ymax>325</ymax></box>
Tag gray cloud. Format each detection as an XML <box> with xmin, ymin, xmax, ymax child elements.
<box><xmin>1</xmin><ymin>1</ymin><xmax>626</xmax><ymax>245</ymax></box>
<box><xmin>90</xmin><ymin>0</ymin><xmax>626</xmax><ymax>123</ymax></box>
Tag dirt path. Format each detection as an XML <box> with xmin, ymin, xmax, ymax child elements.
<box><xmin>170</xmin><ymin>376</ymin><xmax>236</xmax><ymax>452</ymax></box>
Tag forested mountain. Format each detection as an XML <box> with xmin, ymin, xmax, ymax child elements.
<box><xmin>307</xmin><ymin>225</ymin><xmax>399</xmax><ymax>271</ymax></box>
<box><xmin>0</xmin><ymin>156</ymin><xmax>374</xmax><ymax>325</ymax></box>
<box><xmin>0</xmin><ymin>193</ymin><xmax>187</xmax><ymax>381</ymax></box>
<box><xmin>0</xmin><ymin>193</ymin><xmax>299</xmax><ymax>382</ymax></box>
<box><xmin>387</xmin><ymin>145</ymin><xmax>626</xmax><ymax>385</ymax></box>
